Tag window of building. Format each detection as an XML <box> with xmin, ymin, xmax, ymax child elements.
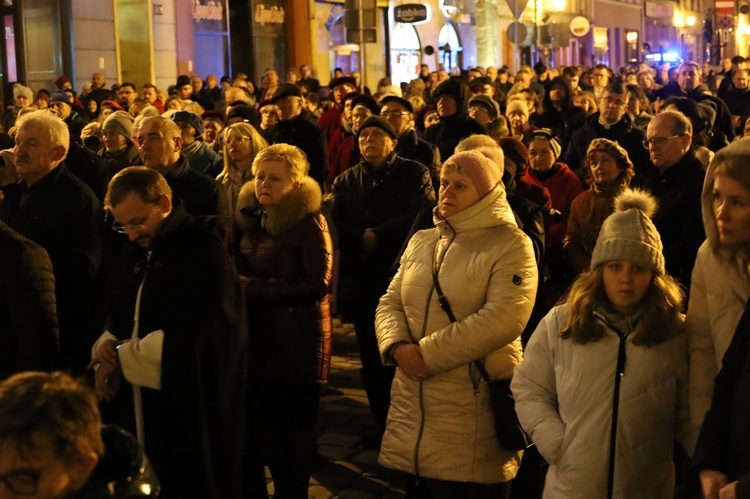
<box><xmin>390</xmin><ymin>22</ymin><xmax>421</xmax><ymax>86</ymax></box>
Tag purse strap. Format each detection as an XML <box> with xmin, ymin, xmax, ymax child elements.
<box><xmin>431</xmin><ymin>264</ymin><xmax>494</xmax><ymax>383</ymax></box>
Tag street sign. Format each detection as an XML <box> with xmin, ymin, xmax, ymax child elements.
<box><xmin>569</xmin><ymin>16</ymin><xmax>590</xmax><ymax>37</ymax></box>
<box><xmin>507</xmin><ymin>21</ymin><xmax>528</xmax><ymax>43</ymax></box>
<box><xmin>504</xmin><ymin>0</ymin><xmax>529</xmax><ymax>19</ymax></box>
<box><xmin>718</xmin><ymin>14</ymin><xmax>735</xmax><ymax>29</ymax></box>
<box><xmin>394</xmin><ymin>4</ymin><xmax>429</xmax><ymax>23</ymax></box>
<box><xmin>716</xmin><ymin>0</ymin><xmax>735</xmax><ymax>15</ymax></box>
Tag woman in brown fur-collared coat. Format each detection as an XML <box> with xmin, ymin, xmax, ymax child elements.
<box><xmin>233</xmin><ymin>143</ymin><xmax>333</xmax><ymax>498</ymax></box>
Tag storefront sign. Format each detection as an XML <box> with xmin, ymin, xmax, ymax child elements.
<box><xmin>593</xmin><ymin>26</ymin><xmax>608</xmax><ymax>49</ymax></box>
<box><xmin>644</xmin><ymin>1</ymin><xmax>674</xmax><ymax>19</ymax></box>
<box><xmin>394</xmin><ymin>4</ymin><xmax>429</xmax><ymax>23</ymax></box>
<box><xmin>255</xmin><ymin>4</ymin><xmax>286</xmax><ymax>24</ymax></box>
<box><xmin>193</xmin><ymin>1</ymin><xmax>224</xmax><ymax>22</ymax></box>
<box><xmin>569</xmin><ymin>16</ymin><xmax>590</xmax><ymax>37</ymax></box>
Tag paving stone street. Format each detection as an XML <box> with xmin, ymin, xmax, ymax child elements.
<box><xmin>264</xmin><ymin>319</ymin><xmax>408</xmax><ymax>498</ymax></box>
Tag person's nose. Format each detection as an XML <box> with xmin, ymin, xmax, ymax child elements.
<box><xmin>716</xmin><ymin>201</ymin><xmax>730</xmax><ymax>221</ymax></box>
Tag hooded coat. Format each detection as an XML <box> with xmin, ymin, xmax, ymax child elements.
<box><xmin>375</xmin><ymin>185</ymin><xmax>537</xmax><ymax>484</ymax></box>
<box><xmin>687</xmin><ymin>139</ymin><xmax>750</xmax><ymax>444</ymax></box>
<box><xmin>234</xmin><ymin>177</ymin><xmax>333</xmax><ymax>384</ymax></box>
<box><xmin>534</xmin><ymin>76</ymin><xmax>587</xmax><ymax>156</ymax></box>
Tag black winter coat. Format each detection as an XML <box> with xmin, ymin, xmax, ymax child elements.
<box><xmin>535</xmin><ymin>77</ymin><xmax>587</xmax><ymax>157</ymax></box>
<box><xmin>563</xmin><ymin>112</ymin><xmax>648</xmax><ymax>180</ymax></box>
<box><xmin>267</xmin><ymin>113</ymin><xmax>328</xmax><ymax>188</ymax></box>
<box><xmin>0</xmin><ymin>221</ymin><xmax>58</xmax><ymax>379</ymax></box>
<box><xmin>394</xmin><ymin>129</ymin><xmax>441</xmax><ymax>193</ymax></box>
<box><xmin>97</xmin><ymin>203</ymin><xmax>247</xmax><ymax>499</ymax></box>
<box><xmin>423</xmin><ymin>111</ymin><xmax>487</xmax><ymax>162</ymax></box>
<box><xmin>163</xmin><ymin>155</ymin><xmax>231</xmax><ymax>231</ymax></box>
<box><xmin>331</xmin><ymin>153</ymin><xmax>435</xmax><ymax>297</ymax></box>
<box><xmin>630</xmin><ymin>149</ymin><xmax>706</xmax><ymax>292</ymax></box>
<box><xmin>1</xmin><ymin>165</ymin><xmax>101</xmax><ymax>374</ymax></box>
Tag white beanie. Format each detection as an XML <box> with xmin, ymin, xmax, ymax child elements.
<box><xmin>591</xmin><ymin>188</ymin><xmax>665</xmax><ymax>274</ymax></box>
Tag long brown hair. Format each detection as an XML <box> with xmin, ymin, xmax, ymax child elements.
<box><xmin>560</xmin><ymin>265</ymin><xmax>684</xmax><ymax>346</ymax></box>
<box><xmin>711</xmin><ymin>158</ymin><xmax>750</xmax><ymax>276</ymax></box>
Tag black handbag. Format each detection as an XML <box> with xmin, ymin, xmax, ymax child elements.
<box><xmin>431</xmin><ymin>268</ymin><xmax>531</xmax><ymax>452</ymax></box>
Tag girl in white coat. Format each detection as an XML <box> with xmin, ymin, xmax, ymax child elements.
<box><xmin>512</xmin><ymin>189</ymin><xmax>693</xmax><ymax>499</ymax></box>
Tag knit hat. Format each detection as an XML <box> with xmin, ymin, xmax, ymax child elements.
<box><xmin>586</xmin><ymin>138</ymin><xmax>634</xmax><ymax>173</ymax></box>
<box><xmin>103</xmin><ymin>111</ymin><xmax>134</xmax><ymax>140</ymax></box>
<box><xmin>101</xmin><ymin>100</ymin><xmax>125</xmax><ymax>112</ymax></box>
<box><xmin>505</xmin><ymin>99</ymin><xmax>529</xmax><ymax>120</ymax></box>
<box><xmin>49</xmin><ymin>91</ymin><xmax>70</xmax><ymax>105</ymax></box>
<box><xmin>497</xmin><ymin>137</ymin><xmax>530</xmax><ymax>172</ymax></box>
<box><xmin>433</xmin><ymin>79</ymin><xmax>467</xmax><ymax>109</ymax></box>
<box><xmin>176</xmin><ymin>74</ymin><xmax>191</xmax><ymax>88</ymax></box>
<box><xmin>530</xmin><ymin>128</ymin><xmax>562</xmax><ymax>160</ymax></box>
<box><xmin>54</xmin><ymin>76</ymin><xmax>71</xmax><ymax>90</ymax></box>
<box><xmin>172</xmin><ymin>110</ymin><xmax>204</xmax><ymax>135</ymax></box>
<box><xmin>380</xmin><ymin>95</ymin><xmax>413</xmax><ymax>113</ymax></box>
<box><xmin>356</xmin><ymin>116</ymin><xmax>397</xmax><ymax>140</ymax></box>
<box><xmin>13</xmin><ymin>85</ymin><xmax>32</xmax><ymax>101</ymax></box>
<box><xmin>445</xmin><ymin>150</ymin><xmax>503</xmax><ymax>198</ymax></box>
<box><xmin>469</xmin><ymin>95</ymin><xmax>500</xmax><ymax>120</ymax></box>
<box><xmin>591</xmin><ymin>188</ymin><xmax>665</xmax><ymax>274</ymax></box>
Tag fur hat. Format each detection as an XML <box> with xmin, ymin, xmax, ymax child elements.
<box><xmin>102</xmin><ymin>111</ymin><xmax>134</xmax><ymax>140</ymax></box>
<box><xmin>497</xmin><ymin>137</ymin><xmax>530</xmax><ymax>173</ymax></box>
<box><xmin>505</xmin><ymin>99</ymin><xmax>529</xmax><ymax>120</ymax></box>
<box><xmin>591</xmin><ymin>188</ymin><xmax>665</xmax><ymax>274</ymax></box>
<box><xmin>530</xmin><ymin>128</ymin><xmax>562</xmax><ymax>160</ymax></box>
<box><xmin>433</xmin><ymin>79</ymin><xmax>467</xmax><ymax>109</ymax></box>
<box><xmin>13</xmin><ymin>85</ymin><xmax>32</xmax><ymax>101</ymax></box>
<box><xmin>172</xmin><ymin>110</ymin><xmax>204</xmax><ymax>135</ymax></box>
<box><xmin>356</xmin><ymin>116</ymin><xmax>397</xmax><ymax>140</ymax></box>
<box><xmin>469</xmin><ymin>95</ymin><xmax>500</xmax><ymax>120</ymax></box>
<box><xmin>49</xmin><ymin>91</ymin><xmax>70</xmax><ymax>105</ymax></box>
<box><xmin>445</xmin><ymin>150</ymin><xmax>502</xmax><ymax>198</ymax></box>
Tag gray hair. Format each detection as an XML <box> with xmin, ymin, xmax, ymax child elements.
<box><xmin>16</xmin><ymin>110</ymin><xmax>70</xmax><ymax>157</ymax></box>
<box><xmin>138</xmin><ymin>116</ymin><xmax>180</xmax><ymax>141</ymax></box>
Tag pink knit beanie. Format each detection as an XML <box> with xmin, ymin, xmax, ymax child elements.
<box><xmin>445</xmin><ymin>150</ymin><xmax>502</xmax><ymax>198</ymax></box>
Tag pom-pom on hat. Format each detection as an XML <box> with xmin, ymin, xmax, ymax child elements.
<box><xmin>445</xmin><ymin>150</ymin><xmax>503</xmax><ymax>198</ymax></box>
<box><xmin>591</xmin><ymin>188</ymin><xmax>665</xmax><ymax>275</ymax></box>
<box><xmin>530</xmin><ymin>128</ymin><xmax>562</xmax><ymax>160</ymax></box>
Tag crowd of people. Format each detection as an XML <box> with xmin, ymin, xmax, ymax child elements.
<box><xmin>2</xmin><ymin>56</ymin><xmax>750</xmax><ymax>499</ymax></box>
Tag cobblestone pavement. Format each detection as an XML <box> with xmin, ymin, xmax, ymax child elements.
<box><xmin>264</xmin><ymin>319</ymin><xmax>409</xmax><ymax>499</ymax></box>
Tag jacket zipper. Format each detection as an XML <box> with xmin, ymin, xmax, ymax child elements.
<box><xmin>413</xmin><ymin>283</ymin><xmax>435</xmax><ymax>480</ymax></box>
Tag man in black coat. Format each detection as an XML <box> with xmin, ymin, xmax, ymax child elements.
<box><xmin>136</xmin><ymin>116</ymin><xmax>230</xmax><ymax>231</ymax></box>
<box><xmin>631</xmin><ymin>110</ymin><xmax>705</xmax><ymax>293</ymax></box>
<box><xmin>331</xmin><ymin>117</ymin><xmax>435</xmax><ymax>442</ymax></box>
<box><xmin>0</xmin><ymin>212</ymin><xmax>58</xmax><ymax>380</ymax></box>
<box><xmin>91</xmin><ymin>166</ymin><xmax>253</xmax><ymax>499</ymax></box>
<box><xmin>266</xmin><ymin>83</ymin><xmax>328</xmax><ymax>188</ymax></box>
<box><xmin>722</xmin><ymin>68</ymin><xmax>750</xmax><ymax>136</ymax></box>
<box><xmin>423</xmin><ymin>78</ymin><xmax>487</xmax><ymax>161</ymax></box>
<box><xmin>563</xmin><ymin>82</ymin><xmax>648</xmax><ymax>181</ymax></box>
<box><xmin>534</xmin><ymin>76</ymin><xmax>587</xmax><ymax>157</ymax></box>
<box><xmin>1</xmin><ymin>110</ymin><xmax>102</xmax><ymax>375</ymax></box>
<box><xmin>380</xmin><ymin>94</ymin><xmax>441</xmax><ymax>193</ymax></box>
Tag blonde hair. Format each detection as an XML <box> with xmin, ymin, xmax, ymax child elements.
<box><xmin>560</xmin><ymin>265</ymin><xmax>684</xmax><ymax>346</ymax></box>
<box><xmin>220</xmin><ymin>123</ymin><xmax>268</xmax><ymax>177</ymax></box>
<box><xmin>252</xmin><ymin>143</ymin><xmax>309</xmax><ymax>182</ymax></box>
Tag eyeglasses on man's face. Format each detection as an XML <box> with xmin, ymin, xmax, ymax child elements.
<box><xmin>643</xmin><ymin>134</ymin><xmax>682</xmax><ymax>148</ymax></box>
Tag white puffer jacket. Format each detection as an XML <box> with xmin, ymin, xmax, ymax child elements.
<box><xmin>375</xmin><ymin>184</ymin><xmax>537</xmax><ymax>484</ymax></box>
<box><xmin>512</xmin><ymin>305</ymin><xmax>692</xmax><ymax>499</ymax></box>
<box><xmin>686</xmin><ymin>140</ymin><xmax>750</xmax><ymax>448</ymax></box>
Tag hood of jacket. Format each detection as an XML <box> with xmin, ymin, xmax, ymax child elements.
<box><xmin>236</xmin><ymin>175</ymin><xmax>322</xmax><ymax>236</ymax></box>
<box><xmin>542</xmin><ymin>76</ymin><xmax>574</xmax><ymax>113</ymax></box>
<box><xmin>433</xmin><ymin>182</ymin><xmax>517</xmax><ymax>235</ymax></box>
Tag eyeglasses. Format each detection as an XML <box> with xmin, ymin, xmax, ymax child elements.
<box><xmin>0</xmin><ymin>469</ymin><xmax>41</xmax><ymax>495</ymax></box>
<box><xmin>112</xmin><ymin>210</ymin><xmax>155</xmax><ymax>234</ymax></box>
<box><xmin>380</xmin><ymin>111</ymin><xmax>410</xmax><ymax>117</ymax></box>
<box><xmin>643</xmin><ymin>135</ymin><xmax>681</xmax><ymax>148</ymax></box>
<box><xmin>468</xmin><ymin>107</ymin><xmax>490</xmax><ymax>114</ymax></box>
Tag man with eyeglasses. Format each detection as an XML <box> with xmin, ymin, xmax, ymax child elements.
<box><xmin>563</xmin><ymin>82</ymin><xmax>648</xmax><ymax>181</ymax></box>
<box><xmin>266</xmin><ymin>83</ymin><xmax>327</xmax><ymax>187</ymax></box>
<box><xmin>631</xmin><ymin>110</ymin><xmax>705</xmax><ymax>292</ymax></box>
<box><xmin>380</xmin><ymin>95</ymin><xmax>440</xmax><ymax>193</ymax></box>
<box><xmin>0</xmin><ymin>110</ymin><xmax>101</xmax><ymax>375</ymax></box>
<box><xmin>136</xmin><ymin>116</ymin><xmax>230</xmax><ymax>231</ymax></box>
<box><xmin>0</xmin><ymin>371</ymin><xmax>160</xmax><ymax>499</ymax></box>
<box><xmin>90</xmin><ymin>166</ymin><xmax>251</xmax><ymax>499</ymax></box>
<box><xmin>590</xmin><ymin>64</ymin><xmax>610</xmax><ymax>100</ymax></box>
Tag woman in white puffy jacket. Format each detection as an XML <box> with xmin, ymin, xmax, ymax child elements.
<box><xmin>375</xmin><ymin>151</ymin><xmax>537</xmax><ymax>498</ymax></box>
<box><xmin>512</xmin><ymin>189</ymin><xmax>693</xmax><ymax>499</ymax></box>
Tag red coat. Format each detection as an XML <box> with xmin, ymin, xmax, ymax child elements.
<box><xmin>527</xmin><ymin>162</ymin><xmax>583</xmax><ymax>251</ymax></box>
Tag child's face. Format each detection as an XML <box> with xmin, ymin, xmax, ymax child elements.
<box><xmin>602</xmin><ymin>260</ymin><xmax>653</xmax><ymax>314</ymax></box>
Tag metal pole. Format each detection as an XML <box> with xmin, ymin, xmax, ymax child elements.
<box><xmin>514</xmin><ymin>0</ymin><xmax>519</xmax><ymax>72</ymax></box>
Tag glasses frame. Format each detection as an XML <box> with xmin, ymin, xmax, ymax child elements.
<box><xmin>642</xmin><ymin>134</ymin><xmax>682</xmax><ymax>149</ymax></box>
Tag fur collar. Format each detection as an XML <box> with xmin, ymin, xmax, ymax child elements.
<box><xmin>236</xmin><ymin>176</ymin><xmax>322</xmax><ymax>236</ymax></box>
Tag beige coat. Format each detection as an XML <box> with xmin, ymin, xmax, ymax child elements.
<box><xmin>375</xmin><ymin>185</ymin><xmax>538</xmax><ymax>483</ymax></box>
<box><xmin>687</xmin><ymin>141</ymin><xmax>750</xmax><ymax>448</ymax></box>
